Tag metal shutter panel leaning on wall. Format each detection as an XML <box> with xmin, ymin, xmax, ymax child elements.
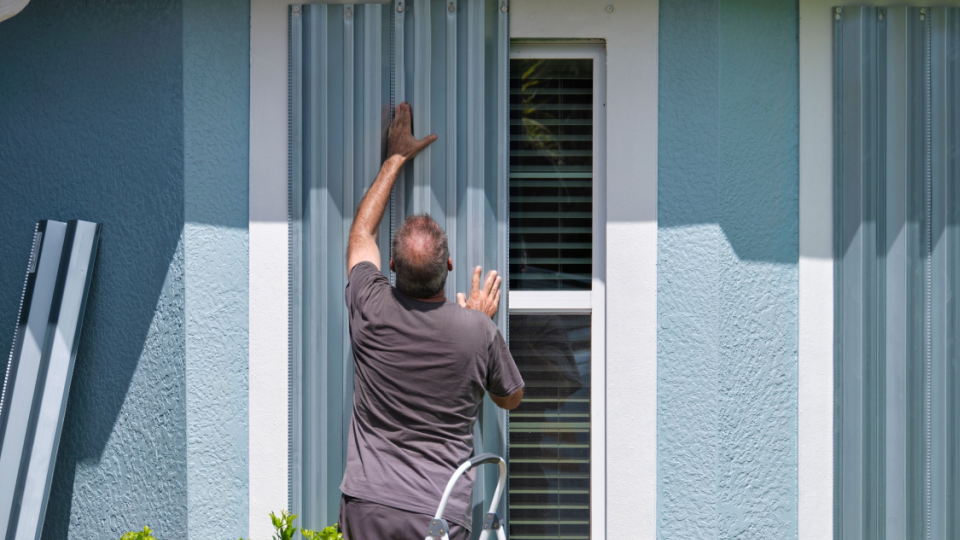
<box><xmin>0</xmin><ymin>220</ymin><xmax>102</xmax><ymax>540</ymax></box>
<box><xmin>289</xmin><ymin>1</ymin><xmax>509</xmax><ymax>533</ymax></box>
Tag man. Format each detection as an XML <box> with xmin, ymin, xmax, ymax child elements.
<box><xmin>339</xmin><ymin>102</ymin><xmax>524</xmax><ymax>540</ymax></box>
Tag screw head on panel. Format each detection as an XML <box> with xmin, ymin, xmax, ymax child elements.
<box><xmin>449</xmin><ymin>1</ymin><xmax>455</xmax><ymax>12</ymax></box>
<box><xmin>878</xmin><ymin>9</ymin><xmax>884</xmax><ymax>21</ymax></box>
<box><xmin>397</xmin><ymin>2</ymin><xmax>403</xmax><ymax>13</ymax></box>
<box><xmin>606</xmin><ymin>5</ymin><xmax>614</xmax><ymax>12</ymax></box>
<box><xmin>835</xmin><ymin>7</ymin><xmax>841</xmax><ymax>20</ymax></box>
<box><xmin>500</xmin><ymin>2</ymin><xmax>507</xmax><ymax>12</ymax></box>
<box><xmin>345</xmin><ymin>7</ymin><xmax>352</xmax><ymax>18</ymax></box>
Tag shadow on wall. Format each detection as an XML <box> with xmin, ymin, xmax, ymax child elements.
<box><xmin>658</xmin><ymin>0</ymin><xmax>799</xmax><ymax>265</ymax></box>
<box><xmin>0</xmin><ymin>1</ymin><xmax>186</xmax><ymax>538</ymax></box>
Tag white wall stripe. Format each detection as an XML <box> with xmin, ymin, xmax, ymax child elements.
<box><xmin>510</xmin><ymin>2</ymin><xmax>658</xmax><ymax>538</ymax></box>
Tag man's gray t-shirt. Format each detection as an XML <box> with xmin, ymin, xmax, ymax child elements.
<box><xmin>340</xmin><ymin>262</ymin><xmax>524</xmax><ymax>530</ymax></box>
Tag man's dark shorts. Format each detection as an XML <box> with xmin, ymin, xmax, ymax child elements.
<box><xmin>339</xmin><ymin>495</ymin><xmax>469</xmax><ymax>540</ymax></box>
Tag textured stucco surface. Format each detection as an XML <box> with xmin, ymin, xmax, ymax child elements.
<box><xmin>0</xmin><ymin>0</ymin><xmax>250</xmax><ymax>538</ymax></box>
<box><xmin>183</xmin><ymin>0</ymin><xmax>250</xmax><ymax>538</ymax></box>
<box><xmin>0</xmin><ymin>1</ymin><xmax>187</xmax><ymax>538</ymax></box>
<box><xmin>658</xmin><ymin>0</ymin><xmax>799</xmax><ymax>538</ymax></box>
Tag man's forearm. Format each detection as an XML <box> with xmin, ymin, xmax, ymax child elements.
<box><xmin>350</xmin><ymin>155</ymin><xmax>405</xmax><ymax>241</ymax></box>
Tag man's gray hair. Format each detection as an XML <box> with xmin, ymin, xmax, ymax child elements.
<box><xmin>392</xmin><ymin>214</ymin><xmax>450</xmax><ymax>298</ymax></box>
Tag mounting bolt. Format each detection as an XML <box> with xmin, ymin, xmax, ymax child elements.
<box><xmin>397</xmin><ymin>2</ymin><xmax>403</xmax><ymax>13</ymax></box>
<box><xmin>345</xmin><ymin>6</ymin><xmax>352</xmax><ymax>18</ymax></box>
<box><xmin>835</xmin><ymin>7</ymin><xmax>841</xmax><ymax>20</ymax></box>
<box><xmin>920</xmin><ymin>8</ymin><xmax>926</xmax><ymax>20</ymax></box>
<box><xmin>449</xmin><ymin>1</ymin><xmax>455</xmax><ymax>12</ymax></box>
<box><xmin>606</xmin><ymin>5</ymin><xmax>614</xmax><ymax>13</ymax></box>
<box><xmin>878</xmin><ymin>9</ymin><xmax>884</xmax><ymax>21</ymax></box>
<box><xmin>500</xmin><ymin>1</ymin><xmax>507</xmax><ymax>13</ymax></box>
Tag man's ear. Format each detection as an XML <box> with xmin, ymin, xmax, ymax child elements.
<box><xmin>389</xmin><ymin>258</ymin><xmax>395</xmax><ymax>272</ymax></box>
<box><xmin>447</xmin><ymin>257</ymin><xmax>453</xmax><ymax>271</ymax></box>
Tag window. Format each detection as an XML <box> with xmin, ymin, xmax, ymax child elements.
<box><xmin>509</xmin><ymin>58</ymin><xmax>593</xmax><ymax>291</ymax></box>
<box><xmin>507</xmin><ymin>43</ymin><xmax>605</xmax><ymax>540</ymax></box>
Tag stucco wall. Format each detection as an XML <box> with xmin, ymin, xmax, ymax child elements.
<box><xmin>183</xmin><ymin>0</ymin><xmax>250</xmax><ymax>537</ymax></box>
<box><xmin>0</xmin><ymin>0</ymin><xmax>249</xmax><ymax>538</ymax></box>
<box><xmin>0</xmin><ymin>1</ymin><xmax>187</xmax><ymax>538</ymax></box>
<box><xmin>658</xmin><ymin>0</ymin><xmax>799</xmax><ymax>538</ymax></box>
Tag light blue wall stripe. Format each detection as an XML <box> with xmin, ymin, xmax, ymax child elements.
<box><xmin>658</xmin><ymin>0</ymin><xmax>799</xmax><ymax>538</ymax></box>
<box><xmin>658</xmin><ymin>1</ymin><xmax>721</xmax><ymax>537</ymax></box>
<box><xmin>182</xmin><ymin>0</ymin><xmax>250</xmax><ymax>538</ymax></box>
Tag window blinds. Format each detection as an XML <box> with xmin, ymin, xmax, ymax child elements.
<box><xmin>834</xmin><ymin>7</ymin><xmax>959</xmax><ymax>539</ymax></box>
<box><xmin>288</xmin><ymin>1</ymin><xmax>509</xmax><ymax>532</ymax></box>
<box><xmin>508</xmin><ymin>314</ymin><xmax>591</xmax><ymax>540</ymax></box>
<box><xmin>509</xmin><ymin>59</ymin><xmax>594</xmax><ymax>291</ymax></box>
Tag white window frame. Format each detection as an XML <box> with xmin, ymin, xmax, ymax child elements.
<box><xmin>507</xmin><ymin>42</ymin><xmax>607</xmax><ymax>540</ymax></box>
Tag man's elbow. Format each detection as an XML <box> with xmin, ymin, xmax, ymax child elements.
<box><xmin>490</xmin><ymin>388</ymin><xmax>523</xmax><ymax>410</ymax></box>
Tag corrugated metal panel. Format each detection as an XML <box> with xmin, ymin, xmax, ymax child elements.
<box><xmin>0</xmin><ymin>220</ymin><xmax>101</xmax><ymax>540</ymax></box>
<box><xmin>834</xmin><ymin>7</ymin><xmax>960</xmax><ymax>540</ymax></box>
<box><xmin>289</xmin><ymin>1</ymin><xmax>509</xmax><ymax>532</ymax></box>
<box><xmin>289</xmin><ymin>2</ymin><xmax>391</xmax><ymax>529</ymax></box>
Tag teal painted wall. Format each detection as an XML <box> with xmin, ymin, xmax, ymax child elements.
<box><xmin>658</xmin><ymin>0</ymin><xmax>799</xmax><ymax>538</ymax></box>
<box><xmin>0</xmin><ymin>0</ymin><xmax>249</xmax><ymax>538</ymax></box>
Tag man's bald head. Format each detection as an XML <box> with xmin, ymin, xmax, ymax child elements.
<box><xmin>391</xmin><ymin>214</ymin><xmax>450</xmax><ymax>298</ymax></box>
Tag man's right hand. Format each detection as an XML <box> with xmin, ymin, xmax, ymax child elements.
<box><xmin>457</xmin><ymin>266</ymin><xmax>501</xmax><ymax>319</ymax></box>
<box><xmin>386</xmin><ymin>102</ymin><xmax>436</xmax><ymax>162</ymax></box>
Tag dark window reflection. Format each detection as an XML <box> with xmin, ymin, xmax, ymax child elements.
<box><xmin>509</xmin><ymin>58</ymin><xmax>593</xmax><ymax>291</ymax></box>
<box><xmin>508</xmin><ymin>315</ymin><xmax>591</xmax><ymax>539</ymax></box>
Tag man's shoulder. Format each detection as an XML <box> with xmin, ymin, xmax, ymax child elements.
<box><xmin>447</xmin><ymin>305</ymin><xmax>498</xmax><ymax>337</ymax></box>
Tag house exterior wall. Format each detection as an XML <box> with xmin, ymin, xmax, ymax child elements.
<box><xmin>0</xmin><ymin>0</ymin><xmax>250</xmax><ymax>538</ymax></box>
<box><xmin>658</xmin><ymin>1</ymin><xmax>799</xmax><ymax>539</ymax></box>
<box><xmin>16</xmin><ymin>0</ymin><xmax>958</xmax><ymax>538</ymax></box>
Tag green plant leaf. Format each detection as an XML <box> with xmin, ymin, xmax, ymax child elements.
<box><xmin>119</xmin><ymin>525</ymin><xmax>155</xmax><ymax>540</ymax></box>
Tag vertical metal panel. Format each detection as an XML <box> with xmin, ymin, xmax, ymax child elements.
<box><xmin>392</xmin><ymin>0</ymin><xmax>406</xmax><ymax>256</ymax></box>
<box><xmin>413</xmin><ymin>0</ymin><xmax>432</xmax><ymax>214</ymax></box>
<box><xmin>465</xmin><ymin>0</ymin><xmax>485</xmax><ymax>278</ymax></box>
<box><xmin>884</xmin><ymin>8</ymin><xmax>908</xmax><ymax>539</ymax></box>
<box><xmin>837</xmin><ymin>10</ymin><xmax>866</xmax><ymax>538</ymax></box>
<box><xmin>946</xmin><ymin>10</ymin><xmax>960</xmax><ymax>539</ymax></box>
<box><xmin>0</xmin><ymin>220</ymin><xmax>101</xmax><ymax>540</ymax></box>
<box><xmin>290</xmin><ymin>3</ymin><xmax>392</xmax><ymax>529</ymax></box>
<box><xmin>445</xmin><ymin>0</ymin><xmax>458</xmax><ymax>297</ymax></box>
<box><xmin>835</xmin><ymin>7</ymin><xmax>960</xmax><ymax>539</ymax></box>
<box><xmin>288</xmin><ymin>4</ymin><xmax>304</xmax><ymax>524</ymax></box>
<box><xmin>494</xmin><ymin>0</ymin><xmax>509</xmax><ymax>523</ymax></box>
<box><xmin>341</xmin><ymin>2</ymin><xmax>356</xmax><ymax>510</ymax></box>
<box><xmin>290</xmin><ymin>2</ymin><xmax>508</xmax><ymax>532</ymax></box>
<box><xmin>928</xmin><ymin>10</ymin><xmax>948</xmax><ymax>540</ymax></box>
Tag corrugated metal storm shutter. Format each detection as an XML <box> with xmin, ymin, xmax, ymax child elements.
<box><xmin>288</xmin><ymin>1</ymin><xmax>509</xmax><ymax>533</ymax></box>
<box><xmin>834</xmin><ymin>7</ymin><xmax>959</xmax><ymax>540</ymax></box>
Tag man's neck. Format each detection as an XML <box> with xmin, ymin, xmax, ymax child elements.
<box><xmin>411</xmin><ymin>290</ymin><xmax>447</xmax><ymax>303</ymax></box>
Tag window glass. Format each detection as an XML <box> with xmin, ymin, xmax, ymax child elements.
<box><xmin>509</xmin><ymin>59</ymin><xmax>594</xmax><ymax>291</ymax></box>
<box><xmin>508</xmin><ymin>314</ymin><xmax>591</xmax><ymax>540</ymax></box>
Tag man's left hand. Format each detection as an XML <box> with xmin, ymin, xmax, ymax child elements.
<box><xmin>457</xmin><ymin>266</ymin><xmax>501</xmax><ymax>319</ymax></box>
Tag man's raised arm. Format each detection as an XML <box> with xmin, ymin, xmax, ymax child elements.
<box><xmin>347</xmin><ymin>102</ymin><xmax>436</xmax><ymax>276</ymax></box>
